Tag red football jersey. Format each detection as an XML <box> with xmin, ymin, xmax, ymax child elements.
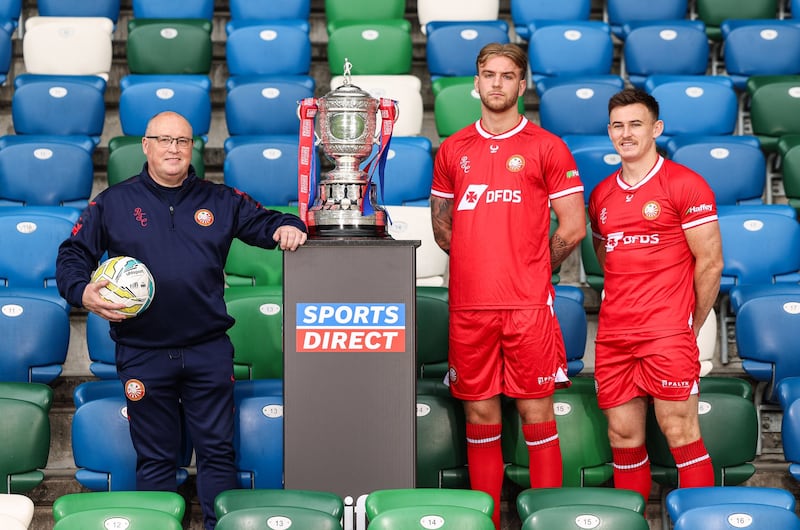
<box><xmin>432</xmin><ymin>118</ymin><xmax>583</xmax><ymax>310</ymax></box>
<box><xmin>588</xmin><ymin>156</ymin><xmax>718</xmax><ymax>336</ymax></box>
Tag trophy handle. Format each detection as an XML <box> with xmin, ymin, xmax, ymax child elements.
<box><xmin>296</xmin><ymin>100</ymin><xmax>323</xmax><ymax>146</ymax></box>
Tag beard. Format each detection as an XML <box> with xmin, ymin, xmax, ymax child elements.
<box><xmin>479</xmin><ymin>91</ymin><xmax>519</xmax><ymax>113</ymax></box>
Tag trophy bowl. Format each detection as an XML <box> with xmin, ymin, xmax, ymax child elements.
<box><xmin>305</xmin><ymin>76</ymin><xmax>390</xmax><ymax>238</ymax></box>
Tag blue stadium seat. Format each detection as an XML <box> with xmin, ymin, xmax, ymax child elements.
<box><xmin>12</xmin><ymin>74</ymin><xmax>106</xmax><ymax>142</ymax></box>
<box><xmin>233</xmin><ymin>379</ymin><xmax>284</xmax><ymax>489</ymax></box>
<box><xmin>0</xmin><ymin>136</ymin><xmax>94</xmax><ymax>208</ymax></box>
<box><xmin>223</xmin><ymin>136</ymin><xmax>306</xmax><ymax>206</ymax></box>
<box><xmin>666</xmin><ymin>486</ymin><xmax>796</xmax><ymax>527</ymax></box>
<box><xmin>132</xmin><ymin>0</ymin><xmax>214</xmax><ymax>19</ymax></box>
<box><xmin>528</xmin><ymin>21</ymin><xmax>616</xmax><ymax>94</ymax></box>
<box><xmin>721</xmin><ymin>19</ymin><xmax>800</xmax><ymax>91</ymax></box>
<box><xmin>0</xmin><ymin>0</ymin><xmax>20</xmax><ymax>28</ymax></box>
<box><xmin>673</xmin><ymin>503</ymin><xmax>800</xmax><ymax>530</ymax></box>
<box><xmin>665</xmin><ymin>135</ymin><xmax>766</xmax><ymax>205</ymax></box>
<box><xmin>510</xmin><ymin>0</ymin><xmax>591</xmax><ymax>41</ymax></box>
<box><xmin>775</xmin><ymin>376</ymin><xmax>800</xmax><ymax>481</ymax></box>
<box><xmin>735</xmin><ymin>293</ymin><xmax>800</xmax><ymax>402</ymax></box>
<box><xmin>717</xmin><ymin>206</ymin><xmax>800</xmax><ymax>364</ymax></box>
<box><xmin>86</xmin><ymin>312</ymin><xmax>117</xmax><ymax>379</ymax></box>
<box><xmin>554</xmin><ymin>285</ymin><xmax>587</xmax><ymax>376</ymax></box>
<box><xmin>425</xmin><ymin>20</ymin><xmax>509</xmax><ymax>79</ymax></box>
<box><xmin>118</xmin><ymin>75</ymin><xmax>211</xmax><ymax>138</ymax></box>
<box><xmin>36</xmin><ymin>0</ymin><xmax>121</xmax><ymax>23</ymax></box>
<box><xmin>0</xmin><ymin>293</ymin><xmax>69</xmax><ymax>383</ymax></box>
<box><xmin>0</xmin><ymin>134</ymin><xmax>95</xmax><ymax>154</ymax></box>
<box><xmin>226</xmin><ymin>21</ymin><xmax>311</xmax><ymax>76</ymax></box>
<box><xmin>622</xmin><ymin>20</ymin><xmax>709</xmax><ymax>88</ymax></box>
<box><xmin>538</xmin><ymin>79</ymin><xmax>623</xmax><ymax>137</ymax></box>
<box><xmin>605</xmin><ymin>0</ymin><xmax>689</xmax><ymax>39</ymax></box>
<box><xmin>225</xmin><ymin>75</ymin><xmax>315</xmax><ymax>136</ymax></box>
<box><xmin>644</xmin><ymin>75</ymin><xmax>738</xmax><ymax>147</ymax></box>
<box><xmin>373</xmin><ymin>136</ymin><xmax>433</xmax><ymax>206</ymax></box>
<box><xmin>72</xmin><ymin>394</ymin><xmax>191</xmax><ymax>491</ymax></box>
<box><xmin>0</xmin><ymin>20</ymin><xmax>13</xmax><ymax>85</ymax></box>
<box><xmin>0</xmin><ymin>208</ymin><xmax>75</xmax><ymax>292</ymax></box>
<box><xmin>229</xmin><ymin>0</ymin><xmax>311</xmax><ymax>20</ymax></box>
<box><xmin>563</xmin><ymin>135</ymin><xmax>621</xmax><ymax>204</ymax></box>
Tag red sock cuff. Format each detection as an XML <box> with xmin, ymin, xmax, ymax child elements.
<box><xmin>612</xmin><ymin>445</ymin><xmax>649</xmax><ymax>470</ymax></box>
<box><xmin>466</xmin><ymin>423</ymin><xmax>502</xmax><ymax>448</ymax></box>
<box><xmin>522</xmin><ymin>420</ymin><xmax>559</xmax><ymax>448</ymax></box>
<box><xmin>671</xmin><ymin>438</ymin><xmax>711</xmax><ymax>468</ymax></box>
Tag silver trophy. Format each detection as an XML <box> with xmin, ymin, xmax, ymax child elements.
<box><xmin>304</xmin><ymin>60</ymin><xmax>395</xmax><ymax>238</ymax></box>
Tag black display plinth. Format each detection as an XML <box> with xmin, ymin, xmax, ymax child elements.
<box><xmin>283</xmin><ymin>238</ymin><xmax>419</xmax><ymax>502</ymax></box>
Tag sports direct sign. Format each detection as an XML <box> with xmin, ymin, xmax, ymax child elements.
<box><xmin>296</xmin><ymin>303</ymin><xmax>406</xmax><ymax>352</ymax></box>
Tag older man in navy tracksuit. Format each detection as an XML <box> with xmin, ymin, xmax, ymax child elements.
<box><xmin>56</xmin><ymin>111</ymin><xmax>307</xmax><ymax>529</ymax></box>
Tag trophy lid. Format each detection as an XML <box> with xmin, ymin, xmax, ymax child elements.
<box><xmin>323</xmin><ymin>58</ymin><xmax>375</xmax><ymax>101</ymax></box>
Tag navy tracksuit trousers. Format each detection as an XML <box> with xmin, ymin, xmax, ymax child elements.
<box><xmin>117</xmin><ymin>334</ymin><xmax>238</xmax><ymax>530</ymax></box>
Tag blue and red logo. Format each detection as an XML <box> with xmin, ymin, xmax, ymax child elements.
<box><xmin>296</xmin><ymin>303</ymin><xmax>406</xmax><ymax>352</ymax></box>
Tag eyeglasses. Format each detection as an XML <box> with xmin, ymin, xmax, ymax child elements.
<box><xmin>145</xmin><ymin>135</ymin><xmax>193</xmax><ymax>149</ymax></box>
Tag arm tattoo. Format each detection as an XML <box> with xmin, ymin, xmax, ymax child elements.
<box><xmin>430</xmin><ymin>197</ymin><xmax>453</xmax><ymax>253</ymax></box>
<box><xmin>550</xmin><ymin>232</ymin><xmax>575</xmax><ymax>269</ymax></box>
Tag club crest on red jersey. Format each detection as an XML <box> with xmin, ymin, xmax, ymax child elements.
<box><xmin>642</xmin><ymin>201</ymin><xmax>661</xmax><ymax>220</ymax></box>
<box><xmin>506</xmin><ymin>155</ymin><xmax>525</xmax><ymax>172</ymax></box>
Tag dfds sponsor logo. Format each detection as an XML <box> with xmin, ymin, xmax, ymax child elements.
<box><xmin>296</xmin><ymin>303</ymin><xmax>406</xmax><ymax>352</ymax></box>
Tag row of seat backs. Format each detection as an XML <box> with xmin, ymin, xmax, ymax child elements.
<box><xmin>503</xmin><ymin>376</ymin><xmax>756</xmax><ymax>491</ymax></box>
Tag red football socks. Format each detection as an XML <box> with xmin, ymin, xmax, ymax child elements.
<box><xmin>612</xmin><ymin>445</ymin><xmax>652</xmax><ymax>502</ymax></box>
<box><xmin>522</xmin><ymin>420</ymin><xmax>563</xmax><ymax>488</ymax></box>
<box><xmin>672</xmin><ymin>438</ymin><xmax>715</xmax><ymax>488</ymax></box>
<box><xmin>466</xmin><ymin>423</ymin><xmax>503</xmax><ymax>529</ymax></box>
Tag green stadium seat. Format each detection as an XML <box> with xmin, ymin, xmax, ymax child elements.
<box><xmin>215</xmin><ymin>506</ymin><xmax>341</xmax><ymax>530</ymax></box>
<box><xmin>0</xmin><ymin>383</ymin><xmax>53</xmax><ymax>493</ymax></box>
<box><xmin>517</xmin><ymin>487</ymin><xmax>646</xmax><ymax>521</ymax></box>
<box><xmin>126</xmin><ymin>19</ymin><xmax>212</xmax><ymax>75</ymax></box>
<box><xmin>746</xmin><ymin>75</ymin><xmax>800</xmax><ymax>155</ymax></box>
<box><xmin>324</xmin><ymin>0</ymin><xmax>405</xmax><ymax>33</ymax></box>
<box><xmin>327</xmin><ymin>21</ymin><xmax>412</xmax><ymax>75</ymax></box>
<box><xmin>503</xmin><ymin>377</ymin><xmax>613</xmax><ymax>488</ymax></box>
<box><xmin>52</xmin><ymin>491</ymin><xmax>185</xmax><ymax>523</ymax></box>
<box><xmin>52</xmin><ymin>507</ymin><xmax>183</xmax><ymax>530</ymax></box>
<box><xmin>223</xmin><ymin>206</ymin><xmax>298</xmax><ymax>288</ymax></box>
<box><xmin>224</xmin><ymin>286</ymin><xmax>284</xmax><ymax>380</ymax></box>
<box><xmin>214</xmin><ymin>488</ymin><xmax>344</xmax><ymax>521</ymax></box>
<box><xmin>107</xmin><ymin>135</ymin><xmax>205</xmax><ymax>186</ymax></box>
<box><xmin>696</xmin><ymin>0</ymin><xmax>778</xmax><ymax>40</ymax></box>
<box><xmin>521</xmin><ymin>504</ymin><xmax>649</xmax><ymax>530</ymax></box>
<box><xmin>645</xmin><ymin>392</ymin><xmax>758</xmax><ymax>487</ymax></box>
<box><xmin>365</xmin><ymin>488</ymin><xmax>493</xmax><ymax>521</ymax></box>
<box><xmin>415</xmin><ymin>382</ymin><xmax>469</xmax><ymax>488</ymax></box>
<box><xmin>369</xmin><ymin>504</ymin><xmax>494</xmax><ymax>529</ymax></box>
<box><xmin>432</xmin><ymin>76</ymin><xmax>525</xmax><ymax>139</ymax></box>
<box><xmin>778</xmin><ymin>134</ymin><xmax>800</xmax><ymax>216</ymax></box>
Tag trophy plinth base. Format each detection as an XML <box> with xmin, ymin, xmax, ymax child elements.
<box><xmin>308</xmin><ymin>224</ymin><xmax>389</xmax><ymax>240</ymax></box>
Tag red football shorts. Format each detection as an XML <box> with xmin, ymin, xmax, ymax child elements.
<box><xmin>594</xmin><ymin>330</ymin><xmax>701</xmax><ymax>410</ymax></box>
<box><xmin>447</xmin><ymin>307</ymin><xmax>569</xmax><ymax>401</ymax></box>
